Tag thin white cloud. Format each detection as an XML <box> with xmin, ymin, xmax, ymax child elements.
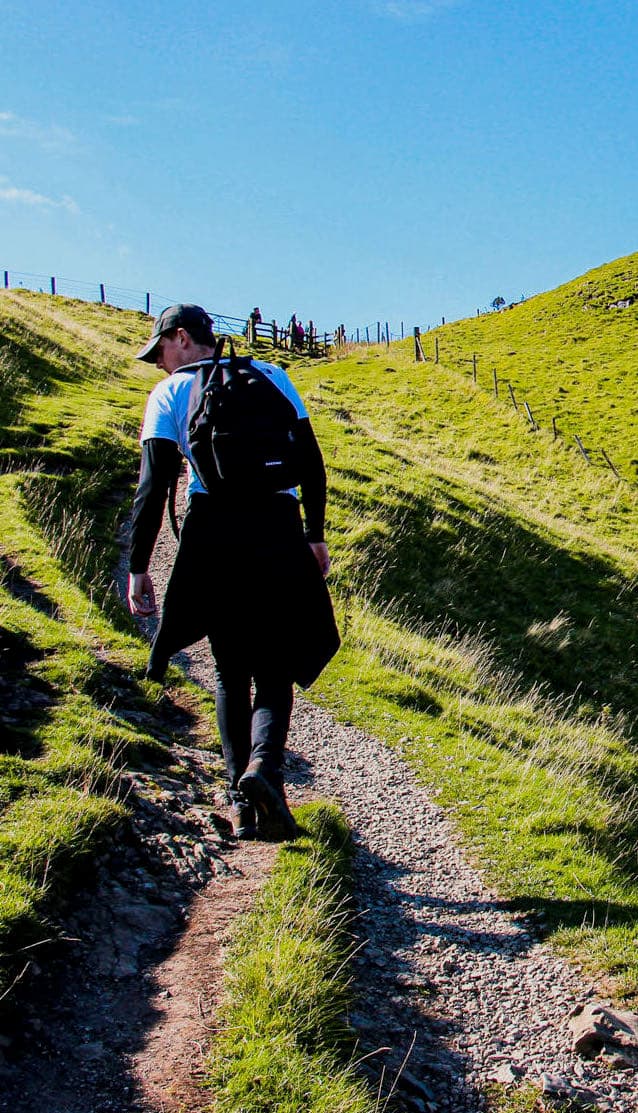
<box><xmin>0</xmin><ymin>176</ymin><xmax>79</xmax><ymax>214</ymax></box>
<box><xmin>374</xmin><ymin>0</ymin><xmax>459</xmax><ymax>20</ymax></box>
<box><xmin>0</xmin><ymin>110</ymin><xmax>76</xmax><ymax>152</ymax></box>
<box><xmin>104</xmin><ymin>114</ymin><xmax>140</xmax><ymax>127</ymax></box>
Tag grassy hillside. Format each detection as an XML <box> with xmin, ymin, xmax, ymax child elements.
<box><xmin>429</xmin><ymin>250</ymin><xmax>638</xmax><ymax>478</ymax></box>
<box><xmin>2</xmin><ymin>255</ymin><xmax>638</xmax><ymax>1012</ymax></box>
<box><xmin>285</xmin><ymin>253</ymin><xmax>638</xmax><ymax>996</ymax></box>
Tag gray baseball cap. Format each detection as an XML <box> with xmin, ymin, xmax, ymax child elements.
<box><xmin>135</xmin><ymin>304</ymin><xmax>215</xmax><ymax>362</ymax></box>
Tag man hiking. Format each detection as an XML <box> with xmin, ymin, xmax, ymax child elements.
<box><xmin>128</xmin><ymin>304</ymin><xmax>339</xmax><ymax>841</ymax></box>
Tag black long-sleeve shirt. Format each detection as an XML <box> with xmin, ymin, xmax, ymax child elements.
<box><xmin>129</xmin><ymin>417</ymin><xmax>327</xmax><ymax>575</ymax></box>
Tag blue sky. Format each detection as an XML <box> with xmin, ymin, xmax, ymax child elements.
<box><xmin>2</xmin><ymin>0</ymin><xmax>637</xmax><ymax>333</ymax></box>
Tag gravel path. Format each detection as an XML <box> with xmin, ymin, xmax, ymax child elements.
<box><xmin>285</xmin><ymin>701</ymin><xmax>636</xmax><ymax>1111</ymax></box>
<box><xmin>130</xmin><ymin>495</ymin><xmax>638</xmax><ymax>1112</ymax></box>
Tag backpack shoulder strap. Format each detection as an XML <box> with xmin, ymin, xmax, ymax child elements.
<box><xmin>200</xmin><ymin>335</ymin><xmax>229</xmax><ymax>385</ymax></box>
<box><xmin>170</xmin><ymin>338</ymin><xmax>230</xmax><ymax>535</ymax></box>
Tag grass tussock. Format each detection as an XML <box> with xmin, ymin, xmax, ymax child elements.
<box><xmin>204</xmin><ymin>802</ymin><xmax>376</xmax><ymax>1113</ymax></box>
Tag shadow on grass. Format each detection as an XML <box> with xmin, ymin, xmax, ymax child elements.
<box><xmin>84</xmin><ymin>658</ymin><xmax>202</xmax><ymax>764</ymax></box>
<box><xmin>343</xmin><ymin>474</ymin><xmax>638</xmax><ymax>724</ymax></box>
<box><xmin>0</xmin><ymin>554</ymin><xmax>59</xmax><ymax>618</ymax></box>
<box><xmin>511</xmin><ymin>894</ymin><xmax>638</xmax><ymax>935</ymax></box>
<box><xmin>0</xmin><ymin>625</ymin><xmax>55</xmax><ymax>759</ymax></box>
<box><xmin>0</xmin><ymin>328</ymin><xmax>103</xmax><ymax>394</ymax></box>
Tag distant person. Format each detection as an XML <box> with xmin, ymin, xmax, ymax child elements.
<box><xmin>246</xmin><ymin>306</ymin><xmax>262</xmax><ymax>344</ymax></box>
<box><xmin>295</xmin><ymin>319</ymin><xmax>305</xmax><ymax>349</ymax></box>
<box><xmin>288</xmin><ymin>313</ymin><xmax>300</xmax><ymax>350</ymax></box>
<box><xmin>127</xmin><ymin>304</ymin><xmax>339</xmax><ymax>842</ymax></box>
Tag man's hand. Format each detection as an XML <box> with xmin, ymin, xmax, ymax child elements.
<box><xmin>128</xmin><ymin>572</ymin><xmax>157</xmax><ymax>616</ymax></box>
<box><xmin>309</xmin><ymin>542</ymin><xmax>330</xmax><ymax>577</ymax></box>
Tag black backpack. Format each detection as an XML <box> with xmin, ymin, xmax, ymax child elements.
<box><xmin>186</xmin><ymin>337</ymin><xmax>301</xmax><ymax>497</ymax></box>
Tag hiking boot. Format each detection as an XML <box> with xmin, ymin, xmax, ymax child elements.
<box><xmin>230</xmin><ymin>801</ymin><xmax>257</xmax><ymax>841</ymax></box>
<box><xmin>237</xmin><ymin>764</ymin><xmax>298</xmax><ymax>841</ymax></box>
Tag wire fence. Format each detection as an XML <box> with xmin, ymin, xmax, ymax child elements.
<box><xmin>419</xmin><ymin>333</ymin><xmax>631</xmax><ymax>484</ymax></box>
<box><xmin>1</xmin><ymin>266</ymin><xmax>535</xmax><ymax>354</ymax></box>
<box><xmin>2</xmin><ymin>269</ymin><xmax>162</xmax><ymax>314</ymax></box>
<box><xmin>1</xmin><ymin>267</ymin><xmax>418</xmax><ymax>350</ymax></box>
<box><xmin>2</xmin><ymin>266</ymin><xmax>453</xmax><ymax>354</ymax></box>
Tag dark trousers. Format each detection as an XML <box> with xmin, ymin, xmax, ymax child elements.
<box><xmin>213</xmin><ymin>651</ymin><xmax>293</xmax><ymax>804</ymax></box>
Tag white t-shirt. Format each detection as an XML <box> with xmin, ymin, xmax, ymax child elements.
<box><xmin>140</xmin><ymin>359</ymin><xmax>308</xmax><ymax>499</ymax></box>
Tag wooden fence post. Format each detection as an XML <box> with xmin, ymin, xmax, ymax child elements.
<box><xmin>308</xmin><ymin>320</ymin><xmax>314</xmax><ymax>352</ymax></box>
<box><xmin>507</xmin><ymin>382</ymin><xmax>518</xmax><ymax>409</ymax></box>
<box><xmin>51</xmin><ymin>276</ymin><xmax>56</xmax><ymax>295</ymax></box>
<box><xmin>414</xmin><ymin>327</ymin><xmax>424</xmax><ymax>362</ymax></box>
<box><xmin>271</xmin><ymin>320</ymin><xmax>278</xmax><ymax>347</ymax></box>
<box><xmin>602</xmin><ymin>448</ymin><xmax>621</xmax><ymax>478</ymax></box>
<box><xmin>385</xmin><ymin>321</ymin><xmax>390</xmax><ymax>347</ymax></box>
<box><xmin>574</xmin><ymin>435</ymin><xmax>590</xmax><ymax>464</ymax></box>
<box><xmin>3</xmin><ymin>271</ymin><xmax>8</xmax><ymax>289</ymax></box>
<box><xmin>145</xmin><ymin>292</ymin><xmax>151</xmax><ymax>315</ymax></box>
<box><xmin>100</xmin><ymin>283</ymin><xmax>106</xmax><ymax>304</ymax></box>
<box><xmin>377</xmin><ymin>322</ymin><xmax>381</xmax><ymax>344</ymax></box>
<box><xmin>524</xmin><ymin>402</ymin><xmax>538</xmax><ymax>430</ymax></box>
<box><xmin>365</xmin><ymin>326</ymin><xmax>370</xmax><ymax>343</ymax></box>
<box><xmin>401</xmin><ymin>321</ymin><xmax>404</xmax><ymax>339</ymax></box>
<box><xmin>442</xmin><ymin>316</ymin><xmax>445</xmax><ymax>325</ymax></box>
<box><xmin>356</xmin><ymin>327</ymin><xmax>360</xmax><ymax>343</ymax></box>
<box><xmin>493</xmin><ymin>369</ymin><xmax>499</xmax><ymax>398</ymax></box>
<box><xmin>552</xmin><ymin>416</ymin><xmax>558</xmax><ymax>440</ymax></box>
<box><xmin>472</xmin><ymin>353</ymin><xmax>477</xmax><ymax>383</ymax></box>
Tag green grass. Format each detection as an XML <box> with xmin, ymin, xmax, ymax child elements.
<box><xmin>203</xmin><ymin>801</ymin><xmax>377</xmax><ymax>1113</ymax></box>
<box><xmin>426</xmin><ymin>252</ymin><xmax>638</xmax><ymax>479</ymax></box>
<box><xmin>0</xmin><ymin>290</ymin><xmax>224</xmax><ymax>990</ymax></box>
<box><xmin>485</xmin><ymin>1082</ymin><xmax>572</xmax><ymax>1112</ymax></box>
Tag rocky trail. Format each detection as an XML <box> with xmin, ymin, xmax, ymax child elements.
<box><xmin>2</xmin><ymin>512</ymin><xmax>638</xmax><ymax>1112</ymax></box>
